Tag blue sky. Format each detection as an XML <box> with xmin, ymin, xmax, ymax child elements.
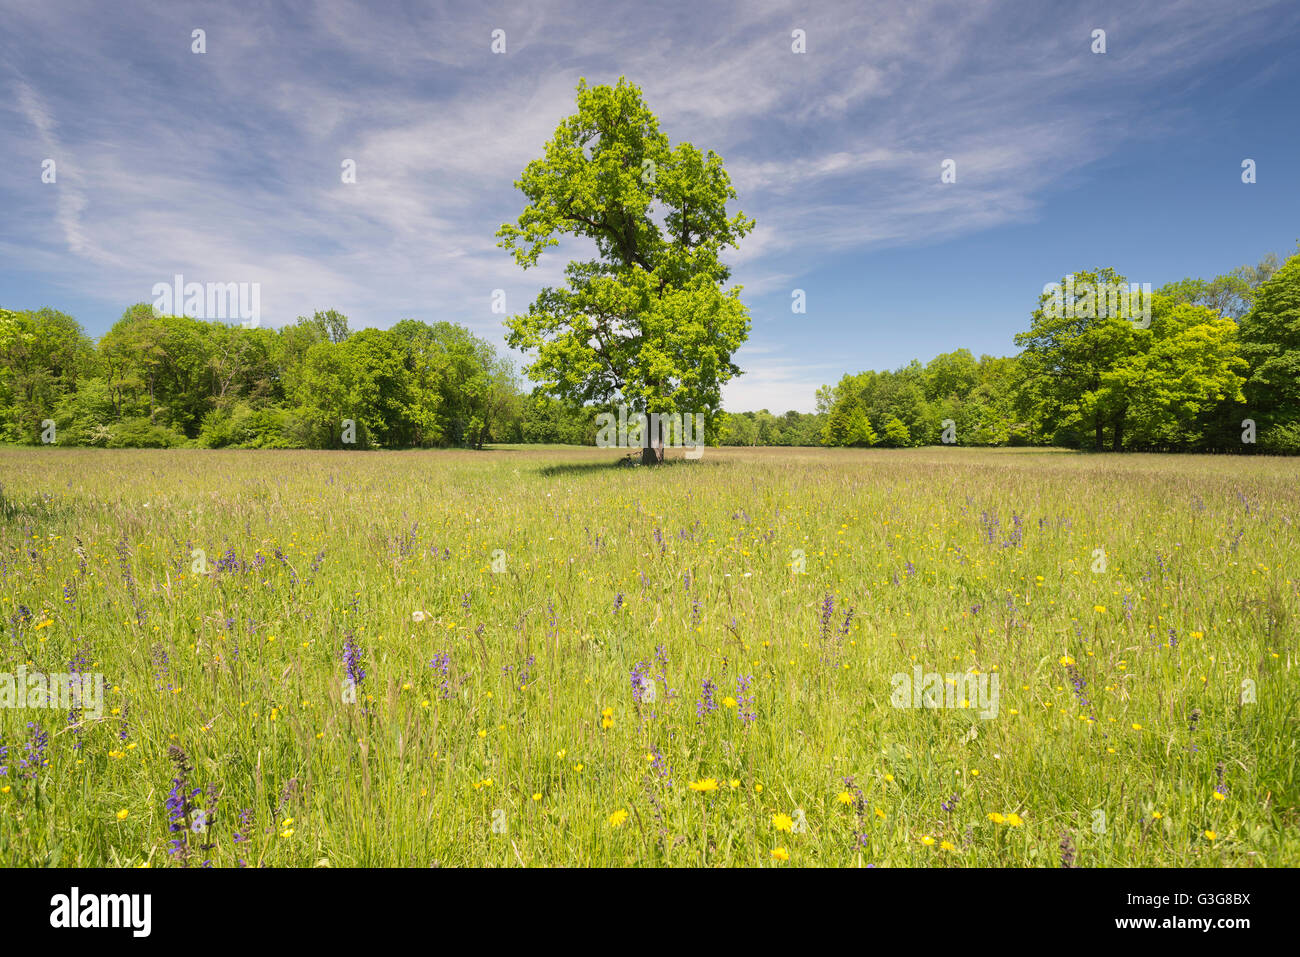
<box><xmin>2</xmin><ymin>0</ymin><xmax>1297</xmax><ymax>412</ymax></box>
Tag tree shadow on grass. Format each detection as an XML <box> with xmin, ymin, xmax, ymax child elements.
<box><xmin>535</xmin><ymin>454</ymin><xmax>718</xmax><ymax>478</ymax></box>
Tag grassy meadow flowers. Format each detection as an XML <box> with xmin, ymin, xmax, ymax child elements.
<box><xmin>0</xmin><ymin>444</ymin><xmax>1294</xmax><ymax>866</ymax></box>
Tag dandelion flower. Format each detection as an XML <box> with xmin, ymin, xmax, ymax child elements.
<box><xmin>688</xmin><ymin>778</ymin><xmax>719</xmax><ymax>792</ymax></box>
<box><xmin>1006</xmin><ymin>813</ymin><xmax>1024</xmax><ymax>826</ymax></box>
<box><xmin>988</xmin><ymin>812</ymin><xmax>1005</xmax><ymax>824</ymax></box>
<box><xmin>770</xmin><ymin>847</ymin><xmax>789</xmax><ymax>861</ymax></box>
<box><xmin>920</xmin><ymin>835</ymin><xmax>935</xmax><ymax>845</ymax></box>
<box><xmin>608</xmin><ymin>809</ymin><xmax>629</xmax><ymax>828</ymax></box>
<box><xmin>116</xmin><ymin>809</ymin><xmax>129</xmax><ymax>821</ymax></box>
<box><xmin>772</xmin><ymin>813</ymin><xmax>794</xmax><ymax>832</ymax></box>
<box><xmin>836</xmin><ymin>791</ymin><xmax>855</xmax><ymax>805</ymax></box>
<box><xmin>1204</xmin><ymin>830</ymin><xmax>1218</xmax><ymax>841</ymax></box>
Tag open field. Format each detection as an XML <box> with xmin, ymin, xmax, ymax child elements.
<box><xmin>0</xmin><ymin>446</ymin><xmax>1296</xmax><ymax>867</ymax></box>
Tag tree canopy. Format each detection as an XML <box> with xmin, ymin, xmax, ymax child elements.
<box><xmin>497</xmin><ymin>77</ymin><xmax>754</xmax><ymax>462</ymax></box>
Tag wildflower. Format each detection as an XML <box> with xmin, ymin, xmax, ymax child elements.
<box><xmin>940</xmin><ymin>840</ymin><xmax>956</xmax><ymax>851</ymax></box>
<box><xmin>920</xmin><ymin>835</ymin><xmax>935</xmax><ymax>845</ymax></box>
<box><xmin>688</xmin><ymin>778</ymin><xmax>718</xmax><ymax>792</ymax></box>
<box><xmin>722</xmin><ymin>697</ymin><xmax>737</xmax><ymax>709</ymax></box>
<box><xmin>988</xmin><ymin>812</ymin><xmax>1005</xmax><ymax>824</ymax></box>
<box><xmin>1204</xmin><ymin>830</ymin><xmax>1217</xmax><ymax>841</ymax></box>
<box><xmin>770</xmin><ymin>847</ymin><xmax>789</xmax><ymax>861</ymax></box>
<box><xmin>772</xmin><ymin>813</ymin><xmax>793</xmax><ymax>832</ymax></box>
<box><xmin>1093</xmin><ymin>605</ymin><xmax>1106</xmax><ymax>614</ymax></box>
<box><xmin>836</xmin><ymin>791</ymin><xmax>855</xmax><ymax>805</ymax></box>
<box><xmin>116</xmin><ymin>809</ymin><xmax>129</xmax><ymax>821</ymax></box>
<box><xmin>1060</xmin><ymin>831</ymin><xmax>1077</xmax><ymax>868</ymax></box>
<box><xmin>1006</xmin><ymin>813</ymin><xmax>1024</xmax><ymax>826</ymax></box>
<box><xmin>607</xmin><ymin>809</ymin><xmax>629</xmax><ymax>828</ymax></box>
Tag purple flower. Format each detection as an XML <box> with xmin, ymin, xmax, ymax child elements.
<box><xmin>696</xmin><ymin>678</ymin><xmax>717</xmax><ymax>722</ymax></box>
<box><xmin>735</xmin><ymin>675</ymin><xmax>756</xmax><ymax>723</ymax></box>
<box><xmin>342</xmin><ymin>635</ymin><xmax>366</xmax><ymax>689</ymax></box>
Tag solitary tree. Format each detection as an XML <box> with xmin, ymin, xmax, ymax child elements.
<box><xmin>497</xmin><ymin>77</ymin><xmax>754</xmax><ymax>463</ymax></box>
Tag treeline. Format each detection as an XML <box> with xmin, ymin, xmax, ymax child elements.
<box><xmin>818</xmin><ymin>251</ymin><xmax>1300</xmax><ymax>453</ymax></box>
<box><xmin>0</xmin><ymin>304</ymin><xmax>601</xmax><ymax>449</ymax></box>
<box><xmin>3</xmin><ymin>249</ymin><xmax>1297</xmax><ymax>452</ymax></box>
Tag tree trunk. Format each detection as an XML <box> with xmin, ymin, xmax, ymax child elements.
<box><xmin>641</xmin><ymin>440</ymin><xmax>665</xmax><ymax>465</ymax></box>
<box><xmin>1094</xmin><ymin>420</ymin><xmax>1104</xmax><ymax>451</ymax></box>
<box><xmin>1112</xmin><ymin>412</ymin><xmax>1125</xmax><ymax>452</ymax></box>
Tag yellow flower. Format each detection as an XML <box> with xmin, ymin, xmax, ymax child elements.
<box><xmin>770</xmin><ymin>847</ymin><xmax>789</xmax><ymax>861</ymax></box>
<box><xmin>874</xmin><ymin>807</ymin><xmax>886</xmax><ymax>819</ymax></box>
<box><xmin>688</xmin><ymin>777</ymin><xmax>719</xmax><ymax>792</ymax></box>
<box><xmin>1131</xmin><ymin>723</ymin><xmax>1142</xmax><ymax>731</ymax></box>
<box><xmin>988</xmin><ymin>812</ymin><xmax>1005</xmax><ymax>824</ymax></box>
<box><xmin>1059</xmin><ymin>655</ymin><xmax>1076</xmax><ymax>666</ymax></box>
<box><xmin>836</xmin><ymin>791</ymin><xmax>855</xmax><ymax>805</ymax></box>
<box><xmin>477</xmin><ymin>729</ymin><xmax>487</xmax><ymax>738</ymax></box>
<box><xmin>1212</xmin><ymin>791</ymin><xmax>1226</xmax><ymax>801</ymax></box>
<box><xmin>1006</xmin><ymin>813</ymin><xmax>1024</xmax><ymax>826</ymax></box>
<box><xmin>1093</xmin><ymin>605</ymin><xmax>1106</xmax><ymax>614</ymax></box>
<box><xmin>601</xmin><ymin>707</ymin><xmax>613</xmax><ymax>718</ymax></box>
<box><xmin>281</xmin><ymin>817</ymin><xmax>294</xmax><ymax>827</ymax></box>
<box><xmin>280</xmin><ymin>828</ymin><xmax>295</xmax><ymax>838</ymax></box>
<box><xmin>1204</xmin><ymin>830</ymin><xmax>1218</xmax><ymax>841</ymax></box>
<box><xmin>940</xmin><ymin>840</ymin><xmax>956</xmax><ymax>851</ymax></box>
<box><xmin>532</xmin><ymin>793</ymin><xmax>542</xmax><ymax>801</ymax></box>
<box><xmin>556</xmin><ymin>749</ymin><xmax>567</xmax><ymax>759</ymax></box>
<box><xmin>573</xmin><ymin>763</ymin><xmax>584</xmax><ymax>772</ymax></box>
<box><xmin>1152</xmin><ymin>811</ymin><xmax>1163</xmax><ymax>819</ymax></box>
<box><xmin>722</xmin><ymin>697</ymin><xmax>737</xmax><ymax>709</ymax></box>
<box><xmin>608</xmin><ymin>809</ymin><xmax>629</xmax><ymax>828</ymax></box>
<box><xmin>884</xmin><ymin>774</ymin><xmax>894</xmax><ymax>783</ymax></box>
<box><xmin>772</xmin><ymin>813</ymin><xmax>793</xmax><ymax>832</ymax></box>
<box><xmin>728</xmin><ymin>779</ymin><xmax>740</xmax><ymax>789</ymax></box>
<box><xmin>920</xmin><ymin>835</ymin><xmax>935</xmax><ymax>845</ymax></box>
<box><xmin>116</xmin><ymin>809</ymin><xmax>129</xmax><ymax>821</ymax></box>
<box><xmin>601</xmin><ymin>716</ymin><xmax>613</xmax><ymax>729</ymax></box>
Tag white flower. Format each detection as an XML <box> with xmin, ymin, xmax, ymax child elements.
<box><xmin>412</xmin><ymin>610</ymin><xmax>427</xmax><ymax>623</ymax></box>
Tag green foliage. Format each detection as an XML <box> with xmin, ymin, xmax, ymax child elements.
<box><xmin>1237</xmin><ymin>252</ymin><xmax>1300</xmax><ymax>434</ymax></box>
<box><xmin>497</xmin><ymin>77</ymin><xmax>754</xmax><ymax>447</ymax></box>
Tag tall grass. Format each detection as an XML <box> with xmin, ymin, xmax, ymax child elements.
<box><xmin>0</xmin><ymin>446</ymin><xmax>1295</xmax><ymax>866</ymax></box>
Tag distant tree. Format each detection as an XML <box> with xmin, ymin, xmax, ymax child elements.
<box><xmin>497</xmin><ymin>77</ymin><xmax>754</xmax><ymax>463</ymax></box>
<box><xmin>1237</xmin><ymin>252</ymin><xmax>1300</xmax><ymax>446</ymax></box>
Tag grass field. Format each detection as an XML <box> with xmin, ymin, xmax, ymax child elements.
<box><xmin>0</xmin><ymin>445</ymin><xmax>1296</xmax><ymax>867</ymax></box>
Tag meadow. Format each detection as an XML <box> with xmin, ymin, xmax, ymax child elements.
<box><xmin>0</xmin><ymin>445</ymin><xmax>1295</xmax><ymax>867</ymax></box>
